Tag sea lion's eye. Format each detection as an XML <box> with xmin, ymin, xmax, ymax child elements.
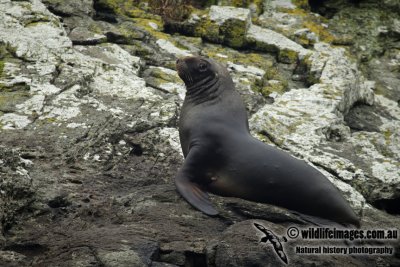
<box><xmin>198</xmin><ymin>62</ymin><xmax>207</xmax><ymax>72</ymax></box>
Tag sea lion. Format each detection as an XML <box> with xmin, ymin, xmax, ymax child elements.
<box><xmin>175</xmin><ymin>56</ymin><xmax>360</xmax><ymax>227</ymax></box>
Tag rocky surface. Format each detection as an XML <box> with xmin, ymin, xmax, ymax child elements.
<box><xmin>0</xmin><ymin>0</ymin><xmax>399</xmax><ymax>266</ymax></box>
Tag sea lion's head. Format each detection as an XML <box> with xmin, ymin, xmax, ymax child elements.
<box><xmin>176</xmin><ymin>56</ymin><xmax>220</xmax><ymax>87</ymax></box>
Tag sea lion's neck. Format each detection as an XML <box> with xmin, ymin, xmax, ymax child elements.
<box><xmin>185</xmin><ymin>75</ymin><xmax>222</xmax><ymax>105</ymax></box>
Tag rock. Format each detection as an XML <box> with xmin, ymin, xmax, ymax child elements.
<box><xmin>105</xmin><ymin>21</ymin><xmax>147</xmax><ymax>44</ymax></box>
<box><xmin>42</xmin><ymin>0</ymin><xmax>94</xmax><ymax>17</ymax></box>
<box><xmin>167</xmin><ymin>4</ymin><xmax>311</xmax><ymax>58</ymax></box>
<box><xmin>97</xmin><ymin>249</ymin><xmax>147</xmax><ymax>267</ymax></box>
<box><xmin>347</xmin><ymin>95</ymin><xmax>400</xmax><ymax>204</ymax></box>
<box><xmin>0</xmin><ymin>251</ymin><xmax>29</xmax><ymax>267</ymax></box>
<box><xmin>156</xmin><ymin>39</ymin><xmax>192</xmax><ymax>57</ymax></box>
<box><xmin>142</xmin><ymin>66</ymin><xmax>185</xmax><ymax>99</ymax></box>
<box><xmin>165</xmin><ymin>5</ymin><xmax>251</xmax><ymax>48</ymax></box>
<box><xmin>69</xmin><ymin>27</ymin><xmax>107</xmax><ymax>45</ymax></box>
<box><xmin>367</xmin><ymin>52</ymin><xmax>400</xmax><ymax>102</ymax></box>
<box><xmin>259</xmin><ymin>79</ymin><xmax>287</xmax><ymax>97</ymax></box>
<box><xmin>0</xmin><ymin>0</ymin><xmax>71</xmax><ymax>63</ymax></box>
<box><xmin>270</xmin><ymin>0</ymin><xmax>296</xmax><ymax>10</ymax></box>
<box><xmin>151</xmin><ymin>262</ymin><xmax>179</xmax><ymax>267</ymax></box>
<box><xmin>218</xmin><ymin>0</ymin><xmax>264</xmax><ymax>15</ymax></box>
<box><xmin>209</xmin><ymin>5</ymin><xmax>251</xmax><ymax>26</ymax></box>
<box><xmin>0</xmin><ymin>113</ymin><xmax>31</xmax><ymax>129</ymax></box>
<box><xmin>211</xmin><ymin>220</ymin><xmax>373</xmax><ymax>266</ymax></box>
<box><xmin>344</xmin><ymin>103</ymin><xmax>383</xmax><ymax>132</ymax></box>
<box><xmin>208</xmin><ymin>5</ymin><xmax>252</xmax><ymax>48</ymax></box>
<box><xmin>246</xmin><ymin>24</ymin><xmax>310</xmax><ymax>63</ymax></box>
<box><xmin>227</xmin><ymin>61</ymin><xmax>266</xmax><ymax>77</ymax></box>
<box><xmin>0</xmin><ymin>146</ymin><xmax>34</xmax><ymax>237</ymax></box>
<box><xmin>294</xmin><ymin>28</ymin><xmax>319</xmax><ymax>47</ymax></box>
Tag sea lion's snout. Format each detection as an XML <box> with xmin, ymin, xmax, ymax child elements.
<box><xmin>176</xmin><ymin>56</ymin><xmax>200</xmax><ymax>70</ymax></box>
<box><xmin>175</xmin><ymin>58</ymin><xmax>186</xmax><ymax>81</ymax></box>
<box><xmin>175</xmin><ymin>57</ymin><xmax>186</xmax><ymax>71</ymax></box>
<box><xmin>176</xmin><ymin>57</ymin><xmax>188</xmax><ymax>71</ymax></box>
<box><xmin>176</xmin><ymin>58</ymin><xmax>182</xmax><ymax>65</ymax></box>
<box><xmin>176</xmin><ymin>57</ymin><xmax>195</xmax><ymax>85</ymax></box>
<box><xmin>176</xmin><ymin>56</ymin><xmax>194</xmax><ymax>70</ymax></box>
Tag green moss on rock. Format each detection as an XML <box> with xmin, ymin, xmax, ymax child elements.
<box><xmin>95</xmin><ymin>0</ymin><xmax>124</xmax><ymax>15</ymax></box>
<box><xmin>133</xmin><ymin>18</ymin><xmax>169</xmax><ymax>40</ymax></box>
<box><xmin>25</xmin><ymin>21</ymin><xmax>43</xmax><ymax>28</ymax></box>
<box><xmin>95</xmin><ymin>0</ymin><xmax>162</xmax><ymax>20</ymax></box>
<box><xmin>192</xmin><ymin>5</ymin><xmax>251</xmax><ymax>49</ymax></box>
<box><xmin>45</xmin><ymin>117</ymin><xmax>58</xmax><ymax>124</ymax></box>
<box><xmin>0</xmin><ymin>43</ymin><xmax>7</xmax><ymax>77</ymax></box>
<box><xmin>383</xmin><ymin>129</ymin><xmax>392</xmax><ymax>146</ymax></box>
<box><xmin>302</xmin><ymin>20</ymin><xmax>335</xmax><ymax>44</ymax></box>
<box><xmin>149</xmin><ymin>0</ymin><xmax>193</xmax><ymax>21</ymax></box>
<box><xmin>278</xmin><ymin>49</ymin><xmax>298</xmax><ymax>64</ymax></box>
<box><xmin>0</xmin><ymin>82</ymin><xmax>30</xmax><ymax>92</ymax></box>
<box><xmin>292</xmin><ymin>0</ymin><xmax>310</xmax><ymax>10</ymax></box>
<box><xmin>77</xmin><ymin>0</ymin><xmax>172</xmax><ymax>45</ymax></box>
<box><xmin>219</xmin><ymin>18</ymin><xmax>248</xmax><ymax>48</ymax></box>
<box><xmin>193</xmin><ymin>17</ymin><xmax>222</xmax><ymax>43</ymax></box>
<box><xmin>256</xmin><ymin>65</ymin><xmax>289</xmax><ymax>97</ymax></box>
<box><xmin>297</xmin><ymin>54</ymin><xmax>321</xmax><ymax>85</ymax></box>
<box><xmin>260</xmin><ymin>80</ymin><xmax>286</xmax><ymax>97</ymax></box>
<box><xmin>0</xmin><ymin>60</ymin><xmax>4</xmax><ymax>77</ymax></box>
<box><xmin>249</xmin><ymin>38</ymin><xmax>279</xmax><ymax>54</ymax></box>
<box><xmin>149</xmin><ymin>68</ymin><xmax>181</xmax><ymax>83</ymax></box>
<box><xmin>264</xmin><ymin>66</ymin><xmax>287</xmax><ymax>83</ymax></box>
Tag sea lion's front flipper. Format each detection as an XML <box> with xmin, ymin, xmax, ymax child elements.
<box><xmin>175</xmin><ymin>173</ymin><xmax>218</xmax><ymax>215</ymax></box>
<box><xmin>174</xmin><ymin>146</ymin><xmax>218</xmax><ymax>216</ymax></box>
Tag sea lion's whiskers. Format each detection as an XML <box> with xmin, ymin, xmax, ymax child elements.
<box><xmin>184</xmin><ymin>72</ymin><xmax>191</xmax><ymax>84</ymax></box>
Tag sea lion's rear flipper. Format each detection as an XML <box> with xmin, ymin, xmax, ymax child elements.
<box><xmin>174</xmin><ymin>146</ymin><xmax>218</xmax><ymax>216</ymax></box>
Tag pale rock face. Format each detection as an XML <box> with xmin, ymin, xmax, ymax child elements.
<box><xmin>227</xmin><ymin>62</ymin><xmax>266</xmax><ymax>77</ymax></box>
<box><xmin>209</xmin><ymin>5</ymin><xmax>251</xmax><ymax>26</ymax></box>
<box><xmin>68</xmin><ymin>27</ymin><xmax>107</xmax><ymax>45</ymax></box>
<box><xmin>246</xmin><ymin>24</ymin><xmax>310</xmax><ymax>58</ymax></box>
<box><xmin>156</xmin><ymin>39</ymin><xmax>192</xmax><ymax>57</ymax></box>
<box><xmin>0</xmin><ymin>113</ymin><xmax>31</xmax><ymax>129</ymax></box>
<box><xmin>270</xmin><ymin>0</ymin><xmax>297</xmax><ymax>9</ymax></box>
<box><xmin>0</xmin><ymin>0</ymin><xmax>71</xmax><ymax>64</ymax></box>
<box><xmin>0</xmin><ymin>1</ymin><xmax>163</xmax><ymax>127</ymax></box>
